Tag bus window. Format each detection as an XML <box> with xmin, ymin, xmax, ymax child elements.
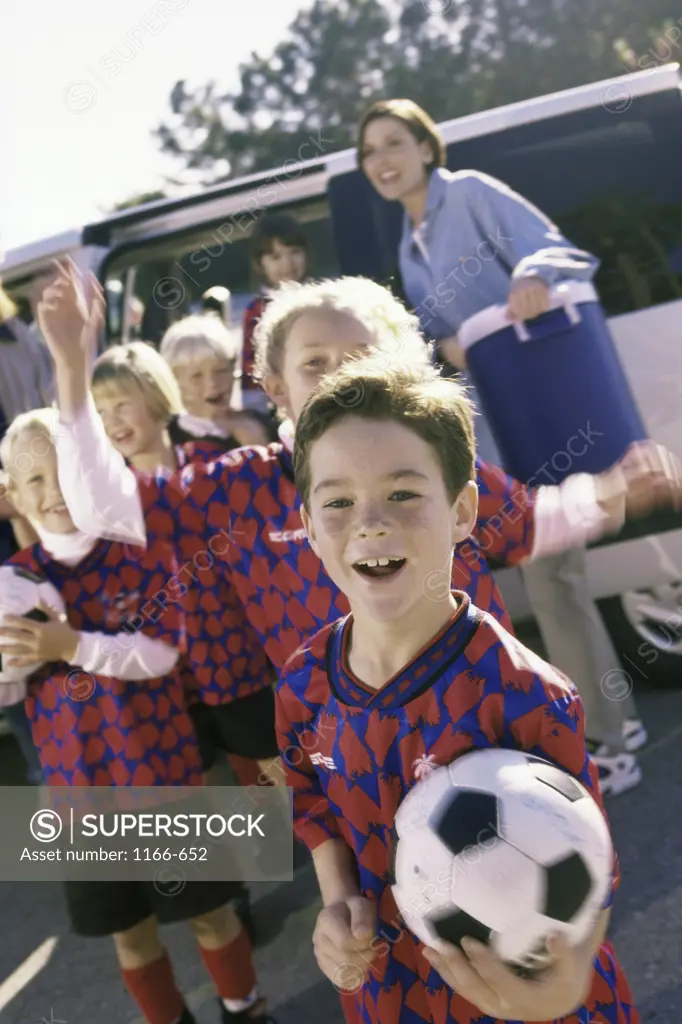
<box><xmin>102</xmin><ymin>196</ymin><xmax>339</xmax><ymax>347</ymax></box>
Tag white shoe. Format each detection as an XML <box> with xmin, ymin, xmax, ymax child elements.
<box><xmin>623</xmin><ymin>719</ymin><xmax>648</xmax><ymax>753</ymax></box>
<box><xmin>588</xmin><ymin>744</ymin><xmax>643</xmax><ymax>797</ymax></box>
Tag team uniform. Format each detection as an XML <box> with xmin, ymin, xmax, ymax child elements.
<box><xmin>275</xmin><ymin>593</ymin><xmax>639</xmax><ymax>1024</ymax></box>
<box><xmin>137</xmin><ymin>443</ymin><xmax>533</xmax><ymax>670</ymax></box>
<box><xmin>241</xmin><ymin>295</ymin><xmax>270</xmax><ymax>399</ymax></box>
<box><xmin>6</xmin><ymin>538</ymin><xmax>239</xmax><ymax>937</ymax></box>
<box><xmin>165</xmin><ymin>429</ymin><xmax>279</xmax><ymax>768</ymax></box>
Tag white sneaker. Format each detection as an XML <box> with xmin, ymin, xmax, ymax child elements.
<box><xmin>588</xmin><ymin>744</ymin><xmax>643</xmax><ymax>797</ymax></box>
<box><xmin>623</xmin><ymin>719</ymin><xmax>648</xmax><ymax>753</ymax></box>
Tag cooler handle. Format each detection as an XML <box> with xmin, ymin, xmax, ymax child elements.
<box><xmin>512</xmin><ymin>284</ymin><xmax>582</xmax><ymax>343</ymax></box>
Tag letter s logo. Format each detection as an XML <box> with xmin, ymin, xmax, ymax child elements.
<box><xmin>30</xmin><ymin>809</ymin><xmax>63</xmax><ymax>842</ymax></box>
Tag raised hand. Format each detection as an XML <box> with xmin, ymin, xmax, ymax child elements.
<box><xmin>37</xmin><ymin>258</ymin><xmax>105</xmax><ymax>369</ymax></box>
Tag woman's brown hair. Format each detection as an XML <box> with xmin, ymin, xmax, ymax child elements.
<box><xmin>357</xmin><ymin>99</ymin><xmax>446</xmax><ymax>174</ymax></box>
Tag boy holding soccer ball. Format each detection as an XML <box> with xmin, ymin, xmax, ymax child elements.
<box><xmin>276</xmin><ymin>357</ymin><xmax>638</xmax><ymax>1023</ymax></box>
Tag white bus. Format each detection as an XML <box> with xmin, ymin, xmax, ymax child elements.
<box><xmin>3</xmin><ymin>62</ymin><xmax>682</xmax><ymax>687</ymax></box>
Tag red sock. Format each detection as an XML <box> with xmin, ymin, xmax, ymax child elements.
<box><xmin>228</xmin><ymin>754</ymin><xmax>273</xmax><ymax>787</ymax></box>
<box><xmin>120</xmin><ymin>952</ymin><xmax>185</xmax><ymax>1024</ymax></box>
<box><xmin>199</xmin><ymin>928</ymin><xmax>257</xmax><ymax>1001</ymax></box>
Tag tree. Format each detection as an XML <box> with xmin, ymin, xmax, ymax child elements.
<box><xmin>154</xmin><ymin>0</ymin><xmax>466</xmax><ymax>182</ymax></box>
<box><xmin>154</xmin><ymin>0</ymin><xmax>680</xmax><ymax>184</ymax></box>
<box><xmin>111</xmin><ymin>189</ymin><xmax>167</xmax><ymax>212</ymax></box>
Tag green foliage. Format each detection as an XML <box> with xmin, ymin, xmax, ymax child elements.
<box><xmin>153</xmin><ymin>0</ymin><xmax>681</xmax><ymax>183</ymax></box>
<box><xmin>111</xmin><ymin>190</ymin><xmax>167</xmax><ymax>211</ymax></box>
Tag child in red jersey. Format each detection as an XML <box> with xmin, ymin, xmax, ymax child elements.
<box><xmin>89</xmin><ymin>341</ymin><xmax>287</xmax><ymax>919</ymax></box>
<box><xmin>89</xmin><ymin>343</ymin><xmax>282</xmax><ymax>773</ymax></box>
<box><xmin>241</xmin><ymin>214</ymin><xmax>309</xmax><ymax>414</ymax></box>
<box><xmin>0</xmin><ymin>408</ymin><xmax>275</xmax><ymax>1024</ymax></box>
<box><xmin>160</xmin><ymin>314</ymin><xmax>272</xmax><ymax>445</ymax></box>
<box><xmin>277</xmin><ymin>355</ymin><xmax>639</xmax><ymax>1024</ymax></box>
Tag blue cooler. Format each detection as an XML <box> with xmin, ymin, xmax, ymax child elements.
<box><xmin>459</xmin><ymin>281</ymin><xmax>647</xmax><ymax>484</ymax></box>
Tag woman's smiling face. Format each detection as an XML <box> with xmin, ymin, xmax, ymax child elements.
<box><xmin>360</xmin><ymin>116</ymin><xmax>433</xmax><ymax>203</ymax></box>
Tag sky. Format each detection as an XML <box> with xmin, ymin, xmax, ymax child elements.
<box><xmin>1</xmin><ymin>0</ymin><xmax>310</xmax><ymax>253</ymax></box>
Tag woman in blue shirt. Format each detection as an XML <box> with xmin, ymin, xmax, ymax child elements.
<box><xmin>357</xmin><ymin>97</ymin><xmax>644</xmax><ymax>797</ymax></box>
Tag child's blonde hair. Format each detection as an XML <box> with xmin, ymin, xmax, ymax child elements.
<box><xmin>252</xmin><ymin>276</ymin><xmax>431</xmax><ymax>383</ymax></box>
<box><xmin>0</xmin><ymin>407</ymin><xmax>61</xmax><ymax>485</ymax></box>
<box><xmin>160</xmin><ymin>314</ymin><xmax>239</xmax><ymax>367</ymax></box>
<box><xmin>92</xmin><ymin>342</ymin><xmax>184</xmax><ymax>424</ymax></box>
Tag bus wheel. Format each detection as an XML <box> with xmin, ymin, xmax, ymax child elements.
<box><xmin>598</xmin><ymin>583</ymin><xmax>682</xmax><ymax>689</ymax></box>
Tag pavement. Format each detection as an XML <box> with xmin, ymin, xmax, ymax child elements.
<box><xmin>0</xmin><ymin>665</ymin><xmax>680</xmax><ymax>1023</ymax></box>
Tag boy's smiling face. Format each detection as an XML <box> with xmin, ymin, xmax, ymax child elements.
<box><xmin>300</xmin><ymin>416</ymin><xmax>477</xmax><ymax>625</ymax></box>
<box><xmin>9</xmin><ymin>431</ymin><xmax>77</xmax><ymax>535</ymax></box>
<box><xmin>266</xmin><ymin>308</ymin><xmax>374</xmax><ymax>423</ymax></box>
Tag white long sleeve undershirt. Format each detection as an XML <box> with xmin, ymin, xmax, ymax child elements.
<box><xmin>71</xmin><ymin>630</ymin><xmax>179</xmax><ymax>681</ymax></box>
<box><xmin>57</xmin><ymin>394</ymin><xmax>147</xmax><ymax>546</ymax></box>
<box><xmin>0</xmin><ymin>630</ymin><xmax>178</xmax><ymax>707</ymax></box>
<box><xmin>531</xmin><ymin>473</ymin><xmax>625</xmax><ymax>559</ymax></box>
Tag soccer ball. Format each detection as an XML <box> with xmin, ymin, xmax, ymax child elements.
<box><xmin>0</xmin><ymin>565</ymin><xmax>66</xmax><ymax>684</ymax></box>
<box><xmin>392</xmin><ymin>747</ymin><xmax>613</xmax><ymax>971</ymax></box>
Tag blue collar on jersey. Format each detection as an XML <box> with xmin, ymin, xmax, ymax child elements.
<box><xmin>325</xmin><ymin>593</ymin><xmax>483</xmax><ymax>710</ymax></box>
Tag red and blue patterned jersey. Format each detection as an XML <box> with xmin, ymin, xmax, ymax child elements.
<box><xmin>7</xmin><ymin>540</ymin><xmax>202</xmax><ymax>789</ymax></box>
<box><xmin>241</xmin><ymin>294</ymin><xmax>270</xmax><ymax>392</ymax></box>
<box><xmin>173</xmin><ymin>439</ymin><xmax>272</xmax><ymax>705</ymax></box>
<box><xmin>275</xmin><ymin>595</ymin><xmax>637</xmax><ymax>1024</ymax></box>
<box><xmin>138</xmin><ymin>445</ymin><xmax>536</xmax><ymax>671</ymax></box>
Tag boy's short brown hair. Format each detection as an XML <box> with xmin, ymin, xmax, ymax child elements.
<box><xmin>293</xmin><ymin>356</ymin><xmax>475</xmax><ymax>509</ymax></box>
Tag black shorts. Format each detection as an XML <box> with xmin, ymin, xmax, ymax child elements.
<box><xmin>190</xmin><ymin>687</ymin><xmax>279</xmax><ymax>770</ymax></box>
<box><xmin>63</xmin><ymin>876</ymin><xmax>242</xmax><ymax>937</ymax></box>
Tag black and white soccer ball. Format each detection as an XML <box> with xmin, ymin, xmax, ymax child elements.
<box><xmin>0</xmin><ymin>565</ymin><xmax>65</xmax><ymax>684</ymax></box>
<box><xmin>392</xmin><ymin>747</ymin><xmax>612</xmax><ymax>971</ymax></box>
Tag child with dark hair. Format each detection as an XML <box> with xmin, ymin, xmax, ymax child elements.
<box><xmin>241</xmin><ymin>214</ymin><xmax>308</xmax><ymax>412</ymax></box>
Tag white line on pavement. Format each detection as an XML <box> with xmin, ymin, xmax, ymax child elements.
<box><xmin>0</xmin><ymin>936</ymin><xmax>59</xmax><ymax>1014</ymax></box>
